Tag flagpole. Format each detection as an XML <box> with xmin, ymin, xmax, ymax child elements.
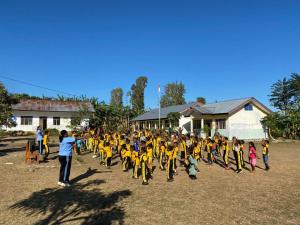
<box><xmin>158</xmin><ymin>85</ymin><xmax>161</xmax><ymax>129</ymax></box>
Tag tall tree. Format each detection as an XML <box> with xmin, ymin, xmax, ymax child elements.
<box><xmin>269</xmin><ymin>77</ymin><xmax>294</xmax><ymax>114</ymax></box>
<box><xmin>130</xmin><ymin>76</ymin><xmax>148</xmax><ymax>115</ymax></box>
<box><xmin>290</xmin><ymin>73</ymin><xmax>300</xmax><ymax>101</ymax></box>
<box><xmin>160</xmin><ymin>81</ymin><xmax>186</xmax><ymax>107</ymax></box>
<box><xmin>0</xmin><ymin>82</ymin><xmax>18</xmax><ymax>127</ymax></box>
<box><xmin>110</xmin><ymin>88</ymin><xmax>123</xmax><ymax>107</ymax></box>
<box><xmin>196</xmin><ymin>97</ymin><xmax>206</xmax><ymax>104</ymax></box>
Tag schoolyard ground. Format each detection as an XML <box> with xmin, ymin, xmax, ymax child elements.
<box><xmin>0</xmin><ymin>137</ymin><xmax>299</xmax><ymax>225</ymax></box>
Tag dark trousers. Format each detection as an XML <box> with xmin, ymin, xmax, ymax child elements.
<box><xmin>59</xmin><ymin>156</ymin><xmax>72</xmax><ymax>183</ymax></box>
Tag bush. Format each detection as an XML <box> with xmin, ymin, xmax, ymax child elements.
<box><xmin>46</xmin><ymin>128</ymin><xmax>59</xmax><ymax>136</ymax></box>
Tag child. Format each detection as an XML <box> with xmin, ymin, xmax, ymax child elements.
<box><xmin>206</xmin><ymin>138</ymin><xmax>213</xmax><ymax>165</ymax></box>
<box><xmin>232</xmin><ymin>137</ymin><xmax>242</xmax><ymax>173</ymax></box>
<box><xmin>211</xmin><ymin>140</ymin><xmax>217</xmax><ymax>163</ymax></box>
<box><xmin>262</xmin><ymin>139</ymin><xmax>270</xmax><ymax>170</ymax></box>
<box><xmin>132</xmin><ymin>147</ymin><xmax>140</xmax><ymax>179</ymax></box>
<box><xmin>239</xmin><ymin>140</ymin><xmax>245</xmax><ymax>167</ymax></box>
<box><xmin>43</xmin><ymin>130</ymin><xmax>49</xmax><ymax>159</ymax></box>
<box><xmin>179</xmin><ymin>137</ymin><xmax>187</xmax><ymax>166</ymax></box>
<box><xmin>99</xmin><ymin>136</ymin><xmax>105</xmax><ymax>165</ymax></box>
<box><xmin>192</xmin><ymin>142</ymin><xmax>201</xmax><ymax>162</ymax></box>
<box><xmin>159</xmin><ymin>140</ymin><xmax>166</xmax><ymax>170</ymax></box>
<box><xmin>122</xmin><ymin>144</ymin><xmax>131</xmax><ymax>172</ymax></box>
<box><xmin>188</xmin><ymin>148</ymin><xmax>199</xmax><ymax>180</ymax></box>
<box><xmin>104</xmin><ymin>141</ymin><xmax>112</xmax><ymax>168</ymax></box>
<box><xmin>222</xmin><ymin>137</ymin><xmax>230</xmax><ymax>169</ymax></box>
<box><xmin>248</xmin><ymin>142</ymin><xmax>257</xmax><ymax>172</ymax></box>
<box><xmin>140</xmin><ymin>147</ymin><xmax>149</xmax><ymax>185</ymax></box>
<box><xmin>146</xmin><ymin>143</ymin><xmax>153</xmax><ymax>177</ymax></box>
<box><xmin>166</xmin><ymin>145</ymin><xmax>175</xmax><ymax>182</ymax></box>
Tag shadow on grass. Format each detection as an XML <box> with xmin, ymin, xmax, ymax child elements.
<box><xmin>10</xmin><ymin>179</ymin><xmax>131</xmax><ymax>225</ymax></box>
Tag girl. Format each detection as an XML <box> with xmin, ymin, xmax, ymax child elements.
<box><xmin>146</xmin><ymin>143</ymin><xmax>153</xmax><ymax>177</ymax></box>
<box><xmin>104</xmin><ymin>141</ymin><xmax>112</xmax><ymax>168</ymax></box>
<box><xmin>248</xmin><ymin>142</ymin><xmax>257</xmax><ymax>172</ymax></box>
<box><xmin>43</xmin><ymin>130</ymin><xmax>49</xmax><ymax>159</ymax></box>
<box><xmin>159</xmin><ymin>140</ymin><xmax>166</xmax><ymax>170</ymax></box>
<box><xmin>206</xmin><ymin>138</ymin><xmax>213</xmax><ymax>165</ymax></box>
<box><xmin>98</xmin><ymin>136</ymin><xmax>105</xmax><ymax>165</ymax></box>
<box><xmin>232</xmin><ymin>137</ymin><xmax>242</xmax><ymax>173</ymax></box>
<box><xmin>262</xmin><ymin>140</ymin><xmax>270</xmax><ymax>170</ymax></box>
<box><xmin>239</xmin><ymin>140</ymin><xmax>245</xmax><ymax>167</ymax></box>
<box><xmin>188</xmin><ymin>148</ymin><xmax>199</xmax><ymax>180</ymax></box>
<box><xmin>132</xmin><ymin>147</ymin><xmax>140</xmax><ymax>179</ymax></box>
<box><xmin>58</xmin><ymin>130</ymin><xmax>76</xmax><ymax>187</ymax></box>
<box><xmin>140</xmin><ymin>147</ymin><xmax>149</xmax><ymax>185</ymax></box>
<box><xmin>222</xmin><ymin>137</ymin><xmax>230</xmax><ymax>169</ymax></box>
<box><xmin>166</xmin><ymin>145</ymin><xmax>175</xmax><ymax>182</ymax></box>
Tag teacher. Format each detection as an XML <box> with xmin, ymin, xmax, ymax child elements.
<box><xmin>58</xmin><ymin>130</ymin><xmax>75</xmax><ymax>187</ymax></box>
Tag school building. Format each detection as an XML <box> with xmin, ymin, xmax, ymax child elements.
<box><xmin>132</xmin><ymin>97</ymin><xmax>272</xmax><ymax>140</ymax></box>
<box><xmin>4</xmin><ymin>99</ymin><xmax>95</xmax><ymax>132</ymax></box>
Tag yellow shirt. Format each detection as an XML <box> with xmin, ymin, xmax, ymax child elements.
<box><xmin>262</xmin><ymin>144</ymin><xmax>269</xmax><ymax>155</ymax></box>
<box><xmin>43</xmin><ymin>135</ymin><xmax>48</xmax><ymax>145</ymax></box>
<box><xmin>207</xmin><ymin>143</ymin><xmax>212</xmax><ymax>153</ymax></box>
<box><xmin>147</xmin><ymin>147</ymin><xmax>153</xmax><ymax>158</ymax></box>
<box><xmin>104</xmin><ymin>146</ymin><xmax>112</xmax><ymax>158</ymax></box>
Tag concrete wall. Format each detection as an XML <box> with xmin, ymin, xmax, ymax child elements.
<box><xmin>228</xmin><ymin>105</ymin><xmax>268</xmax><ymax>139</ymax></box>
<box><xmin>4</xmin><ymin>110</ymin><xmax>89</xmax><ymax>132</ymax></box>
<box><xmin>179</xmin><ymin>115</ymin><xmax>192</xmax><ymax>134</ymax></box>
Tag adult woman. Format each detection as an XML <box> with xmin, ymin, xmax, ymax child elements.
<box><xmin>58</xmin><ymin>130</ymin><xmax>76</xmax><ymax>187</ymax></box>
<box><xmin>36</xmin><ymin>126</ymin><xmax>44</xmax><ymax>155</ymax></box>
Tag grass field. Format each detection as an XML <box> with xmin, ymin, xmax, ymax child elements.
<box><xmin>0</xmin><ymin>138</ymin><xmax>299</xmax><ymax>225</ymax></box>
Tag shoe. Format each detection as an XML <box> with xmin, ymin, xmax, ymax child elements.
<box><xmin>142</xmin><ymin>181</ymin><xmax>148</xmax><ymax>185</ymax></box>
<box><xmin>58</xmin><ymin>181</ymin><xmax>66</xmax><ymax>187</ymax></box>
<box><xmin>64</xmin><ymin>182</ymin><xmax>71</xmax><ymax>187</ymax></box>
<box><xmin>92</xmin><ymin>155</ymin><xmax>97</xmax><ymax>158</ymax></box>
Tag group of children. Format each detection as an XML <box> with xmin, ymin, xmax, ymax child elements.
<box><xmin>76</xmin><ymin>129</ymin><xmax>270</xmax><ymax>185</ymax></box>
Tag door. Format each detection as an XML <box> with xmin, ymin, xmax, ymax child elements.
<box><xmin>204</xmin><ymin>120</ymin><xmax>212</xmax><ymax>137</ymax></box>
<box><xmin>39</xmin><ymin>117</ymin><xmax>47</xmax><ymax>130</ymax></box>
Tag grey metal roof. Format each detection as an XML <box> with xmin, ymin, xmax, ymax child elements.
<box><xmin>13</xmin><ymin>99</ymin><xmax>95</xmax><ymax>112</ymax></box>
<box><xmin>132</xmin><ymin>97</ymin><xmax>271</xmax><ymax>121</ymax></box>
<box><xmin>198</xmin><ymin>97</ymin><xmax>252</xmax><ymax>114</ymax></box>
<box><xmin>132</xmin><ymin>102</ymin><xmax>195</xmax><ymax>121</ymax></box>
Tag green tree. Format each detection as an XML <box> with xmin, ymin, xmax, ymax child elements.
<box><xmin>110</xmin><ymin>88</ymin><xmax>123</xmax><ymax>107</ymax></box>
<box><xmin>0</xmin><ymin>82</ymin><xmax>18</xmax><ymax>127</ymax></box>
<box><xmin>269</xmin><ymin>77</ymin><xmax>294</xmax><ymax>114</ymax></box>
<box><xmin>167</xmin><ymin>112</ymin><xmax>180</xmax><ymax>127</ymax></box>
<box><xmin>130</xmin><ymin>76</ymin><xmax>148</xmax><ymax>115</ymax></box>
<box><xmin>161</xmin><ymin>81</ymin><xmax>186</xmax><ymax>107</ymax></box>
<box><xmin>196</xmin><ymin>97</ymin><xmax>206</xmax><ymax>104</ymax></box>
<box><xmin>290</xmin><ymin>73</ymin><xmax>300</xmax><ymax>101</ymax></box>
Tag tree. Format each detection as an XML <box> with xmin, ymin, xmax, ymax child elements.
<box><xmin>160</xmin><ymin>81</ymin><xmax>186</xmax><ymax>107</ymax></box>
<box><xmin>0</xmin><ymin>82</ymin><xmax>18</xmax><ymax>127</ymax></box>
<box><xmin>269</xmin><ymin>77</ymin><xmax>294</xmax><ymax>114</ymax></box>
<box><xmin>196</xmin><ymin>97</ymin><xmax>206</xmax><ymax>104</ymax></box>
<box><xmin>110</xmin><ymin>88</ymin><xmax>123</xmax><ymax>107</ymax></box>
<box><xmin>167</xmin><ymin>112</ymin><xmax>180</xmax><ymax>127</ymax></box>
<box><xmin>130</xmin><ymin>76</ymin><xmax>148</xmax><ymax>115</ymax></box>
<box><xmin>290</xmin><ymin>73</ymin><xmax>300</xmax><ymax>101</ymax></box>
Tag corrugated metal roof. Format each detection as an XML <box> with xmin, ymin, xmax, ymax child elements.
<box><xmin>12</xmin><ymin>99</ymin><xmax>95</xmax><ymax>112</ymax></box>
<box><xmin>132</xmin><ymin>102</ymin><xmax>196</xmax><ymax>121</ymax></box>
<box><xmin>131</xmin><ymin>97</ymin><xmax>269</xmax><ymax>121</ymax></box>
<box><xmin>198</xmin><ymin>97</ymin><xmax>252</xmax><ymax>114</ymax></box>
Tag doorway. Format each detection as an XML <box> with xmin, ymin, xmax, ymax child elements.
<box><xmin>204</xmin><ymin>120</ymin><xmax>212</xmax><ymax>137</ymax></box>
<box><xmin>39</xmin><ymin>117</ymin><xmax>47</xmax><ymax>130</ymax></box>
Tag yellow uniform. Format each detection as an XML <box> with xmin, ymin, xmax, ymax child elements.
<box><xmin>140</xmin><ymin>152</ymin><xmax>148</xmax><ymax>184</ymax></box>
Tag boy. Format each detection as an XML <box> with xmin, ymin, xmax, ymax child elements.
<box><xmin>262</xmin><ymin>140</ymin><xmax>270</xmax><ymax>170</ymax></box>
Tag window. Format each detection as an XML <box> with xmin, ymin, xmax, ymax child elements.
<box><xmin>216</xmin><ymin>119</ymin><xmax>226</xmax><ymax>129</ymax></box>
<box><xmin>53</xmin><ymin>117</ymin><xmax>60</xmax><ymax>126</ymax></box>
<box><xmin>244</xmin><ymin>103</ymin><xmax>253</xmax><ymax>111</ymax></box>
<box><xmin>194</xmin><ymin>120</ymin><xmax>202</xmax><ymax>129</ymax></box>
<box><xmin>21</xmin><ymin>116</ymin><xmax>33</xmax><ymax>125</ymax></box>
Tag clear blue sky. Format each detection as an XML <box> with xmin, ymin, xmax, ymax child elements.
<box><xmin>0</xmin><ymin>0</ymin><xmax>299</xmax><ymax>109</ymax></box>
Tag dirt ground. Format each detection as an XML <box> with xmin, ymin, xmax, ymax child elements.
<box><xmin>0</xmin><ymin>138</ymin><xmax>299</xmax><ymax>225</ymax></box>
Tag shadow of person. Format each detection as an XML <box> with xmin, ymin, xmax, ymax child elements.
<box><xmin>10</xmin><ymin>179</ymin><xmax>131</xmax><ymax>225</ymax></box>
<box><xmin>71</xmin><ymin>168</ymin><xmax>111</xmax><ymax>184</ymax></box>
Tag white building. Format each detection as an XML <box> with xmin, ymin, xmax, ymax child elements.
<box><xmin>5</xmin><ymin>99</ymin><xmax>94</xmax><ymax>132</ymax></box>
<box><xmin>132</xmin><ymin>97</ymin><xmax>272</xmax><ymax>140</ymax></box>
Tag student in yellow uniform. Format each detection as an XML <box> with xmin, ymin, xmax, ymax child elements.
<box><xmin>88</xmin><ymin>135</ymin><xmax>93</xmax><ymax>152</ymax></box>
<box><xmin>104</xmin><ymin>141</ymin><xmax>112</xmax><ymax>168</ymax></box>
<box><xmin>173</xmin><ymin>141</ymin><xmax>179</xmax><ymax>173</ymax></box>
<box><xmin>166</xmin><ymin>145</ymin><xmax>175</xmax><ymax>182</ymax></box>
<box><xmin>132</xmin><ymin>149</ymin><xmax>140</xmax><ymax>179</ymax></box>
<box><xmin>121</xmin><ymin>144</ymin><xmax>131</xmax><ymax>172</ymax></box>
<box><xmin>93</xmin><ymin>135</ymin><xmax>99</xmax><ymax>158</ymax></box>
<box><xmin>179</xmin><ymin>136</ymin><xmax>187</xmax><ymax>166</ymax></box>
<box><xmin>192</xmin><ymin>141</ymin><xmax>201</xmax><ymax>162</ymax></box>
<box><xmin>206</xmin><ymin>138</ymin><xmax>213</xmax><ymax>165</ymax></box>
<box><xmin>98</xmin><ymin>136</ymin><xmax>105</xmax><ymax>165</ymax></box>
<box><xmin>239</xmin><ymin>140</ymin><xmax>245</xmax><ymax>167</ymax></box>
<box><xmin>262</xmin><ymin>139</ymin><xmax>270</xmax><ymax>170</ymax></box>
<box><xmin>155</xmin><ymin>135</ymin><xmax>161</xmax><ymax>158</ymax></box>
<box><xmin>146</xmin><ymin>143</ymin><xmax>153</xmax><ymax>178</ymax></box>
<box><xmin>159</xmin><ymin>140</ymin><xmax>166</xmax><ymax>170</ymax></box>
<box><xmin>140</xmin><ymin>147</ymin><xmax>149</xmax><ymax>185</ymax></box>
<box><xmin>232</xmin><ymin>137</ymin><xmax>242</xmax><ymax>173</ymax></box>
<box><xmin>43</xmin><ymin>130</ymin><xmax>50</xmax><ymax>159</ymax></box>
<box><xmin>222</xmin><ymin>137</ymin><xmax>230</xmax><ymax>169</ymax></box>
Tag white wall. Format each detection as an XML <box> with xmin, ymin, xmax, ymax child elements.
<box><xmin>228</xmin><ymin>105</ymin><xmax>268</xmax><ymax>139</ymax></box>
<box><xmin>5</xmin><ymin>110</ymin><xmax>89</xmax><ymax>132</ymax></box>
<box><xmin>179</xmin><ymin>115</ymin><xmax>192</xmax><ymax>134</ymax></box>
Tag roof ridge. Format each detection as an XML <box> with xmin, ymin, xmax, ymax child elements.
<box><xmin>204</xmin><ymin>97</ymin><xmax>252</xmax><ymax>105</ymax></box>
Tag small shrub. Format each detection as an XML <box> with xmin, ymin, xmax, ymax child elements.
<box><xmin>46</xmin><ymin>128</ymin><xmax>60</xmax><ymax>136</ymax></box>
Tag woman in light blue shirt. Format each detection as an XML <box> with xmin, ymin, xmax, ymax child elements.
<box><xmin>36</xmin><ymin>126</ymin><xmax>44</xmax><ymax>155</ymax></box>
<box><xmin>58</xmin><ymin>130</ymin><xmax>75</xmax><ymax>187</ymax></box>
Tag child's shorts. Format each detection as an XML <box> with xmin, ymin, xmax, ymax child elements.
<box><xmin>250</xmin><ymin>158</ymin><xmax>256</xmax><ymax>167</ymax></box>
<box><xmin>211</xmin><ymin>150</ymin><xmax>216</xmax><ymax>156</ymax></box>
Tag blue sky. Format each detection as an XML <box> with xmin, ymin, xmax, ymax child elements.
<box><xmin>0</xmin><ymin>0</ymin><xmax>299</xmax><ymax>109</ymax></box>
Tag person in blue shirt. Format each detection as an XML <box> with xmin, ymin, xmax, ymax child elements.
<box><xmin>36</xmin><ymin>126</ymin><xmax>44</xmax><ymax>155</ymax></box>
<box><xmin>58</xmin><ymin>130</ymin><xmax>76</xmax><ymax>187</ymax></box>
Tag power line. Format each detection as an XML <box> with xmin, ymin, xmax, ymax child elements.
<box><xmin>0</xmin><ymin>74</ymin><xmax>77</xmax><ymax>97</ymax></box>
